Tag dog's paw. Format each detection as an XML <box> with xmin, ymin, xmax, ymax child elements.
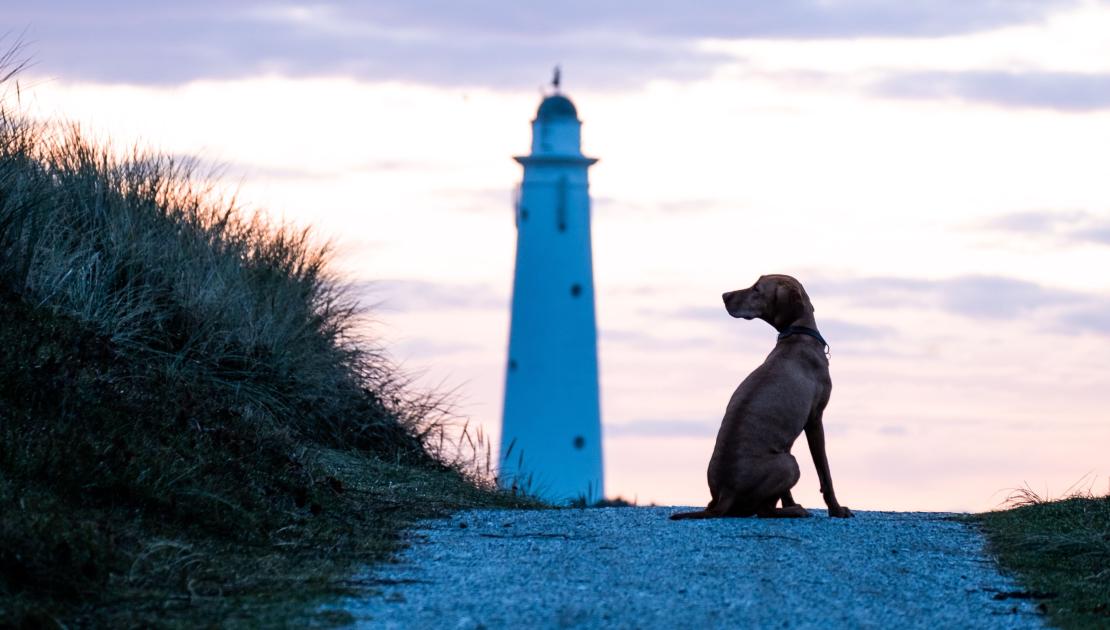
<box><xmin>828</xmin><ymin>506</ymin><xmax>854</xmax><ymax>518</ymax></box>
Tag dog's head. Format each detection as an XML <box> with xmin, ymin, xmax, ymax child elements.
<box><xmin>723</xmin><ymin>275</ymin><xmax>813</xmax><ymax>329</ymax></box>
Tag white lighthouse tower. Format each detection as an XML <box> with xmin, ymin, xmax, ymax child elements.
<box><xmin>500</xmin><ymin>73</ymin><xmax>603</xmax><ymax>503</ymax></box>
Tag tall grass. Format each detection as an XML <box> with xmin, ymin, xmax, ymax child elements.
<box><xmin>0</xmin><ymin>103</ymin><xmax>442</xmax><ymax>456</ymax></box>
<box><xmin>979</xmin><ymin>477</ymin><xmax>1110</xmax><ymax>629</ymax></box>
<box><xmin>0</xmin><ymin>62</ymin><xmax>530</xmax><ymax>626</ymax></box>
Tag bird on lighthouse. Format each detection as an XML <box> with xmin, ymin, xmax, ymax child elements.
<box><xmin>500</xmin><ymin>68</ymin><xmax>604</xmax><ymax>503</ymax></box>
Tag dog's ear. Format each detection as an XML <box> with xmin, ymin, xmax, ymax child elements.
<box><xmin>776</xmin><ymin>283</ymin><xmax>801</xmax><ymax>309</ymax></box>
<box><xmin>768</xmin><ymin>283</ymin><xmax>794</xmax><ymax>317</ymax></box>
<box><xmin>787</xmin><ymin>285</ymin><xmax>802</xmax><ymax>307</ymax></box>
<box><xmin>773</xmin><ymin>282</ymin><xmax>806</xmax><ymax>321</ymax></box>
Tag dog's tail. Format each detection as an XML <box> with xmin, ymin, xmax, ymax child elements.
<box><xmin>669</xmin><ymin>509</ymin><xmax>719</xmax><ymax>521</ymax></box>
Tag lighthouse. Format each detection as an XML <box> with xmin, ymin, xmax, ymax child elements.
<box><xmin>500</xmin><ymin>74</ymin><xmax>603</xmax><ymax>503</ymax></box>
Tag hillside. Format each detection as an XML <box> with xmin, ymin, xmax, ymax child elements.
<box><xmin>977</xmin><ymin>494</ymin><xmax>1110</xmax><ymax>629</ymax></box>
<box><xmin>0</xmin><ymin>97</ymin><xmax>531</xmax><ymax>627</ymax></box>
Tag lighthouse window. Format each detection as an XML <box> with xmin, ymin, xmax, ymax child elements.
<box><xmin>573</xmin><ymin>435</ymin><xmax>586</xmax><ymax>450</ymax></box>
<box><xmin>520</xmin><ymin>209</ymin><xmax>529</xmax><ymax>221</ymax></box>
<box><xmin>557</xmin><ymin>177</ymin><xmax>568</xmax><ymax>232</ymax></box>
<box><xmin>570</xmin><ymin>284</ymin><xmax>582</xmax><ymax>297</ymax></box>
<box><xmin>508</xmin><ymin>359</ymin><xmax>518</xmax><ymax>371</ymax></box>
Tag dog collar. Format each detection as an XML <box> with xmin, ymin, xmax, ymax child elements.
<box><xmin>778</xmin><ymin>326</ymin><xmax>830</xmax><ymax>357</ymax></box>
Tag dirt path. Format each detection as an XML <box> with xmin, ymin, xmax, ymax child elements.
<box><xmin>334</xmin><ymin>507</ymin><xmax>1044</xmax><ymax>629</ymax></box>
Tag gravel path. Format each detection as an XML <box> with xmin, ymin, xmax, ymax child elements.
<box><xmin>336</xmin><ymin>507</ymin><xmax>1044</xmax><ymax>629</ymax></box>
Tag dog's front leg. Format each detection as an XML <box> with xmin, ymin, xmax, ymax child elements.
<box><xmin>804</xmin><ymin>414</ymin><xmax>853</xmax><ymax>518</ymax></box>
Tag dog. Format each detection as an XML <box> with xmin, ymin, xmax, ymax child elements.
<box><xmin>671</xmin><ymin>274</ymin><xmax>853</xmax><ymax>519</ymax></box>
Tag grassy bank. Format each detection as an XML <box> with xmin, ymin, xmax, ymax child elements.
<box><xmin>0</xmin><ymin>89</ymin><xmax>532</xmax><ymax>627</ymax></box>
<box><xmin>976</xmin><ymin>491</ymin><xmax>1109</xmax><ymax>629</ymax></box>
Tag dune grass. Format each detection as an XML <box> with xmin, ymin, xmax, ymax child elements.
<box><xmin>0</xmin><ymin>77</ymin><xmax>536</xmax><ymax>627</ymax></box>
<box><xmin>976</xmin><ymin>481</ymin><xmax>1110</xmax><ymax>629</ymax></box>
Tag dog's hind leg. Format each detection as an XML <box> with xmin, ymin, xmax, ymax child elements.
<box><xmin>757</xmin><ymin>503</ymin><xmax>812</xmax><ymax>518</ymax></box>
<box><xmin>749</xmin><ymin>454</ymin><xmax>811</xmax><ymax>518</ymax></box>
<box><xmin>780</xmin><ymin>489</ymin><xmax>798</xmax><ymax>507</ymax></box>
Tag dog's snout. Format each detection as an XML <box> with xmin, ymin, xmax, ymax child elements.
<box><xmin>722</xmin><ymin>292</ymin><xmax>730</xmax><ymax>302</ymax></box>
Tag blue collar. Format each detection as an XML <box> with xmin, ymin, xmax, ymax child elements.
<box><xmin>778</xmin><ymin>325</ymin><xmax>829</xmax><ymax>356</ymax></box>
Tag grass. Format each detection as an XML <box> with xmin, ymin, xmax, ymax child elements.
<box><xmin>0</xmin><ymin>65</ymin><xmax>539</xmax><ymax>627</ymax></box>
<box><xmin>568</xmin><ymin>496</ymin><xmax>642</xmax><ymax>508</ymax></box>
<box><xmin>975</xmin><ymin>480</ymin><xmax>1110</xmax><ymax>629</ymax></box>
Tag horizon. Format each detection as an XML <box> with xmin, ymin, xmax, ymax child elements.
<box><xmin>8</xmin><ymin>0</ymin><xmax>1110</xmax><ymax>511</ymax></box>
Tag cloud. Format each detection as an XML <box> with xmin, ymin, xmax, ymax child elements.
<box><xmin>221</xmin><ymin>158</ymin><xmax>440</xmax><ymax>182</ymax></box>
<box><xmin>1054</xmin><ymin>302</ymin><xmax>1110</xmax><ymax>335</ymax></box>
<box><xmin>440</xmin><ymin>188</ymin><xmax>520</xmax><ymax>214</ymax></box>
<box><xmin>355</xmin><ymin>279</ymin><xmax>506</xmax><ymax>312</ymax></box>
<box><xmin>813</xmin><ymin>274</ymin><xmax>1110</xmax><ymax>335</ymax></box>
<box><xmin>605</xmin><ymin>419</ymin><xmax>717</xmax><ymax>438</ymax></box>
<box><xmin>10</xmin><ymin>3</ymin><xmax>721</xmax><ymax>88</ymax></box>
<box><xmin>594</xmin><ymin>197</ymin><xmax>740</xmax><ymax>215</ymax></box>
<box><xmin>873</xmin><ymin>71</ymin><xmax>1110</xmax><ymax>112</ymax></box>
<box><xmin>670</xmin><ymin>307</ymin><xmax>895</xmax><ymax>346</ymax></box>
<box><xmin>600</xmin><ymin>328</ymin><xmax>715</xmax><ymax>350</ymax></box>
<box><xmin>10</xmin><ymin>1</ymin><xmax>1082</xmax><ymax>87</ymax></box>
<box><xmin>808</xmin><ymin>318</ymin><xmax>895</xmax><ymax>342</ymax></box>
<box><xmin>274</xmin><ymin>1</ymin><xmax>1077</xmax><ymax>40</ymax></box>
<box><xmin>933</xmin><ymin>275</ymin><xmax>1079</xmax><ymax>319</ymax></box>
<box><xmin>605</xmin><ymin>418</ymin><xmax>914</xmax><ymax>439</ymax></box>
<box><xmin>671</xmin><ymin>306</ymin><xmax>730</xmax><ymax>322</ymax></box>
<box><xmin>982</xmin><ymin>210</ymin><xmax>1110</xmax><ymax>246</ymax></box>
<box><xmin>392</xmin><ymin>338</ymin><xmax>481</xmax><ymax>359</ymax></box>
<box><xmin>663</xmin><ymin>273</ymin><xmax>1110</xmax><ymax>340</ymax></box>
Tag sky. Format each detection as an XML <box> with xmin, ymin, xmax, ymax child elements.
<box><xmin>7</xmin><ymin>0</ymin><xmax>1110</xmax><ymax>511</ymax></box>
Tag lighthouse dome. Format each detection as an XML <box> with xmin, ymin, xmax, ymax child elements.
<box><xmin>522</xmin><ymin>92</ymin><xmax>594</xmax><ymax>159</ymax></box>
<box><xmin>537</xmin><ymin>94</ymin><xmax>578</xmax><ymax>120</ymax></box>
